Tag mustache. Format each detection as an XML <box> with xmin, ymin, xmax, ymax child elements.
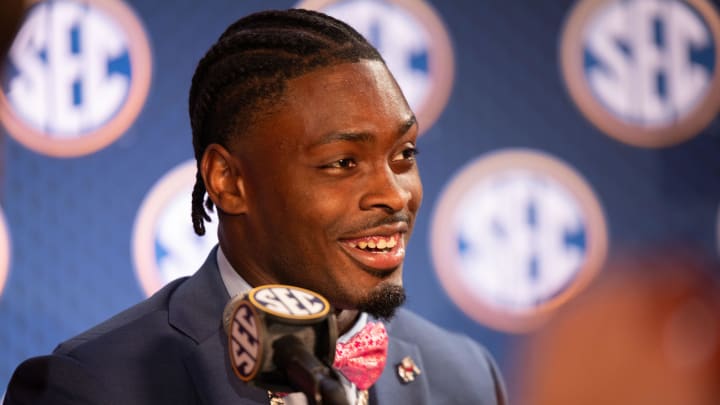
<box><xmin>347</xmin><ymin>212</ymin><xmax>412</xmax><ymax>234</ymax></box>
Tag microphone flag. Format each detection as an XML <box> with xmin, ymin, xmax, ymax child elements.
<box><xmin>222</xmin><ymin>284</ymin><xmax>340</xmax><ymax>394</ymax></box>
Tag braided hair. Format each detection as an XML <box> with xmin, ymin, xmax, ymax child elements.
<box><xmin>188</xmin><ymin>8</ymin><xmax>384</xmax><ymax>236</ymax></box>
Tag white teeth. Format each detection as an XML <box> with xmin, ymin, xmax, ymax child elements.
<box><xmin>351</xmin><ymin>235</ymin><xmax>399</xmax><ymax>251</ymax></box>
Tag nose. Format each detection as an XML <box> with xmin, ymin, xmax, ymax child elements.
<box><xmin>359</xmin><ymin>164</ymin><xmax>413</xmax><ymax>213</ymax></box>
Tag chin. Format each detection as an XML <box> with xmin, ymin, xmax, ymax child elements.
<box><xmin>355</xmin><ymin>282</ymin><xmax>406</xmax><ymax>321</ymax></box>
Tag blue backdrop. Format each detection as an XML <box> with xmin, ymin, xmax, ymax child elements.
<box><xmin>3</xmin><ymin>0</ymin><xmax>720</xmax><ymax>398</ymax></box>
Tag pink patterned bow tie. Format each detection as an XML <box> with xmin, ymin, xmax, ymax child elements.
<box><xmin>333</xmin><ymin>321</ymin><xmax>389</xmax><ymax>390</ymax></box>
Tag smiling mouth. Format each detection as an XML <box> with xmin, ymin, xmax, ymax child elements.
<box><xmin>346</xmin><ymin>234</ymin><xmax>399</xmax><ymax>252</ymax></box>
<box><xmin>339</xmin><ymin>232</ymin><xmax>406</xmax><ymax>272</ymax></box>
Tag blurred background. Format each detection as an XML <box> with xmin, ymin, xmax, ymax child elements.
<box><xmin>2</xmin><ymin>0</ymin><xmax>720</xmax><ymax>402</ymax></box>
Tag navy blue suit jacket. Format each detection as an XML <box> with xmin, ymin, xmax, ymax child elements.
<box><xmin>4</xmin><ymin>248</ymin><xmax>507</xmax><ymax>404</ymax></box>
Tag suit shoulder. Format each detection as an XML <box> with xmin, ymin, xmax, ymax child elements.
<box><xmin>386</xmin><ymin>308</ymin><xmax>508</xmax><ymax>404</ymax></box>
<box><xmin>34</xmin><ymin>278</ymin><xmax>201</xmax><ymax>404</ymax></box>
<box><xmin>56</xmin><ymin>277</ymin><xmax>188</xmax><ymax>355</ymax></box>
<box><xmin>388</xmin><ymin>308</ymin><xmax>480</xmax><ymax>348</ymax></box>
<box><xmin>4</xmin><ymin>354</ymin><xmax>117</xmax><ymax>405</ymax></box>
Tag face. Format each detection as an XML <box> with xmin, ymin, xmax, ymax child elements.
<box><xmin>228</xmin><ymin>60</ymin><xmax>422</xmax><ymax>313</ymax></box>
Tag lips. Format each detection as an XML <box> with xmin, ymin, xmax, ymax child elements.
<box><xmin>339</xmin><ymin>231</ymin><xmax>406</xmax><ymax>272</ymax></box>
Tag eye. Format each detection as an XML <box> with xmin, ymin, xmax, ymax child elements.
<box><xmin>392</xmin><ymin>146</ymin><xmax>419</xmax><ymax>162</ymax></box>
<box><xmin>323</xmin><ymin>158</ymin><xmax>357</xmax><ymax>169</ymax></box>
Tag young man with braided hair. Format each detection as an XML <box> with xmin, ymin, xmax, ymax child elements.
<box><xmin>4</xmin><ymin>9</ymin><xmax>507</xmax><ymax>405</ymax></box>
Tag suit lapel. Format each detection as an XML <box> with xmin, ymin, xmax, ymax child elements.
<box><xmin>185</xmin><ymin>327</ymin><xmax>268</xmax><ymax>404</ymax></box>
<box><xmin>168</xmin><ymin>246</ymin><xmax>228</xmax><ymax>343</ymax></box>
<box><xmin>167</xmin><ymin>247</ymin><xmax>268</xmax><ymax>404</ymax></box>
<box><xmin>371</xmin><ymin>335</ymin><xmax>430</xmax><ymax>405</ymax></box>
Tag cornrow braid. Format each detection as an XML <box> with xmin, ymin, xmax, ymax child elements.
<box><xmin>189</xmin><ymin>8</ymin><xmax>384</xmax><ymax>236</ymax></box>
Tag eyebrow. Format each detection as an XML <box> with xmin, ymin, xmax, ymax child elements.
<box><xmin>399</xmin><ymin>115</ymin><xmax>418</xmax><ymax>136</ymax></box>
<box><xmin>314</xmin><ymin>115</ymin><xmax>418</xmax><ymax>146</ymax></box>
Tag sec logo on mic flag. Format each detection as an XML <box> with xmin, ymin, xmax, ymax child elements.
<box><xmin>296</xmin><ymin>0</ymin><xmax>454</xmax><ymax>135</ymax></box>
<box><xmin>132</xmin><ymin>160</ymin><xmax>218</xmax><ymax>297</ymax></box>
<box><xmin>0</xmin><ymin>0</ymin><xmax>152</xmax><ymax>157</ymax></box>
<box><xmin>226</xmin><ymin>300</ymin><xmax>262</xmax><ymax>382</ymax></box>
<box><xmin>249</xmin><ymin>285</ymin><xmax>331</xmax><ymax>321</ymax></box>
<box><xmin>430</xmin><ymin>149</ymin><xmax>608</xmax><ymax>333</ymax></box>
<box><xmin>223</xmin><ymin>285</ymin><xmax>334</xmax><ymax>385</ymax></box>
<box><xmin>560</xmin><ymin>0</ymin><xmax>720</xmax><ymax>148</ymax></box>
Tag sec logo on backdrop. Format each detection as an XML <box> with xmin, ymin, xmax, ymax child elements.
<box><xmin>561</xmin><ymin>0</ymin><xmax>720</xmax><ymax>147</ymax></box>
<box><xmin>0</xmin><ymin>209</ymin><xmax>10</xmax><ymax>298</ymax></box>
<box><xmin>132</xmin><ymin>161</ymin><xmax>218</xmax><ymax>297</ymax></box>
<box><xmin>0</xmin><ymin>0</ymin><xmax>152</xmax><ymax>157</ymax></box>
<box><xmin>296</xmin><ymin>0</ymin><xmax>454</xmax><ymax>134</ymax></box>
<box><xmin>430</xmin><ymin>150</ymin><xmax>608</xmax><ymax>333</ymax></box>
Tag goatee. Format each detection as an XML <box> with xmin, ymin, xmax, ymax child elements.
<box><xmin>357</xmin><ymin>283</ymin><xmax>406</xmax><ymax>321</ymax></box>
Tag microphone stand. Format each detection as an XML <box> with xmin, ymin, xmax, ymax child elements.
<box><xmin>273</xmin><ymin>335</ymin><xmax>349</xmax><ymax>405</ymax></box>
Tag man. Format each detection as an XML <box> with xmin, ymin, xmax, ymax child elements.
<box><xmin>4</xmin><ymin>9</ymin><xmax>507</xmax><ymax>404</ymax></box>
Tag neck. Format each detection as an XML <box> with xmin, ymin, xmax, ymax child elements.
<box><xmin>335</xmin><ymin>309</ymin><xmax>360</xmax><ymax>336</ymax></box>
<box><xmin>218</xmin><ymin>226</ymin><xmax>277</xmax><ymax>287</ymax></box>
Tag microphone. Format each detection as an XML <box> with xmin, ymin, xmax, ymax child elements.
<box><xmin>223</xmin><ymin>284</ymin><xmax>349</xmax><ymax>405</ymax></box>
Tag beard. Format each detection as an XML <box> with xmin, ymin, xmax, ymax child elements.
<box><xmin>356</xmin><ymin>282</ymin><xmax>406</xmax><ymax>321</ymax></box>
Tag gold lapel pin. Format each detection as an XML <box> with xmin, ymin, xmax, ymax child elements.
<box><xmin>396</xmin><ymin>356</ymin><xmax>421</xmax><ymax>384</ymax></box>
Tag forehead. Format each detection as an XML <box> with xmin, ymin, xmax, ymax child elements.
<box><xmin>280</xmin><ymin>60</ymin><xmax>413</xmax><ymax>136</ymax></box>
<box><xmin>286</xmin><ymin>59</ymin><xmax>403</xmax><ymax>101</ymax></box>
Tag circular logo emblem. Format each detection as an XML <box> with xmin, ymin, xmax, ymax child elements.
<box><xmin>249</xmin><ymin>285</ymin><xmax>331</xmax><ymax>321</ymax></box>
<box><xmin>227</xmin><ymin>300</ymin><xmax>262</xmax><ymax>381</ymax></box>
<box><xmin>430</xmin><ymin>149</ymin><xmax>608</xmax><ymax>333</ymax></box>
<box><xmin>296</xmin><ymin>0</ymin><xmax>454</xmax><ymax>135</ymax></box>
<box><xmin>0</xmin><ymin>209</ymin><xmax>10</xmax><ymax>298</ymax></box>
<box><xmin>560</xmin><ymin>0</ymin><xmax>720</xmax><ymax>147</ymax></box>
<box><xmin>132</xmin><ymin>160</ymin><xmax>218</xmax><ymax>297</ymax></box>
<box><xmin>0</xmin><ymin>0</ymin><xmax>152</xmax><ymax>157</ymax></box>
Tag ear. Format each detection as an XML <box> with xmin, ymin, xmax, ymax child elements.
<box><xmin>200</xmin><ymin>143</ymin><xmax>247</xmax><ymax>215</ymax></box>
